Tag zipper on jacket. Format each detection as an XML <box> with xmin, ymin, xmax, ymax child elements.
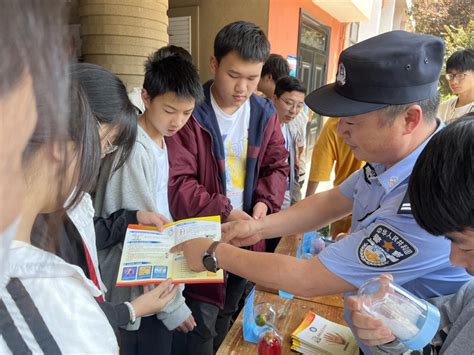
<box><xmin>194</xmin><ymin>118</ymin><xmax>226</xmax><ymax>194</ymax></box>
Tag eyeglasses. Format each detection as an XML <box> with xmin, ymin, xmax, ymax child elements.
<box><xmin>445</xmin><ymin>72</ymin><xmax>470</xmax><ymax>82</ymax></box>
<box><xmin>278</xmin><ymin>97</ymin><xmax>305</xmax><ymax>111</ymax></box>
<box><xmin>97</xmin><ymin>121</ymin><xmax>119</xmax><ymax>156</ymax></box>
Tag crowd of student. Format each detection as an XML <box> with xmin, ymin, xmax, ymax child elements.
<box><xmin>0</xmin><ymin>1</ymin><xmax>473</xmax><ymax>355</ymax></box>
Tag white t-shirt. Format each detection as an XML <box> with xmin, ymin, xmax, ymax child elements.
<box><xmin>281</xmin><ymin>124</ymin><xmax>291</xmax><ymax>210</ymax></box>
<box><xmin>288</xmin><ymin>110</ymin><xmax>307</xmax><ymax>179</ymax></box>
<box><xmin>281</xmin><ymin>123</ymin><xmax>291</xmax><ymax>158</ymax></box>
<box><xmin>438</xmin><ymin>96</ymin><xmax>474</xmax><ymax>123</ymax></box>
<box><xmin>211</xmin><ymin>91</ymin><xmax>250</xmax><ymax>210</ymax></box>
<box><xmin>151</xmin><ymin>140</ymin><xmax>172</xmax><ymax>221</ymax></box>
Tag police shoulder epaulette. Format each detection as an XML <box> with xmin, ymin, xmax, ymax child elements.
<box><xmin>397</xmin><ymin>191</ymin><xmax>412</xmax><ymax>215</ymax></box>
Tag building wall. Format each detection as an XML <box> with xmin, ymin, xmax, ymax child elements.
<box><xmin>79</xmin><ymin>0</ymin><xmax>169</xmax><ymax>90</ymax></box>
<box><xmin>378</xmin><ymin>0</ymin><xmax>396</xmax><ymax>33</ymax></box>
<box><xmin>392</xmin><ymin>0</ymin><xmax>411</xmax><ymax>31</ymax></box>
<box><xmin>169</xmin><ymin>0</ymin><xmax>270</xmax><ymax>82</ymax></box>
<box><xmin>74</xmin><ymin>1</ymin><xmax>346</xmax><ymax>89</ymax></box>
<box><xmin>358</xmin><ymin>0</ymin><xmax>411</xmax><ymax>43</ymax></box>
<box><xmin>267</xmin><ymin>0</ymin><xmax>346</xmax><ymax>83</ymax></box>
<box><xmin>358</xmin><ymin>0</ymin><xmax>383</xmax><ymax>42</ymax></box>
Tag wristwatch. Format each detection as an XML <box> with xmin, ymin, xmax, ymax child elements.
<box><xmin>202</xmin><ymin>241</ymin><xmax>221</xmax><ymax>273</ymax></box>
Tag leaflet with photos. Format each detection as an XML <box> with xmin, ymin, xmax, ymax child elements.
<box><xmin>116</xmin><ymin>216</ymin><xmax>224</xmax><ymax>286</ymax></box>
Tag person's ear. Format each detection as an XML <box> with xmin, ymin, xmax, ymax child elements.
<box><xmin>402</xmin><ymin>105</ymin><xmax>423</xmax><ymax>134</ymax></box>
<box><xmin>210</xmin><ymin>56</ymin><xmax>218</xmax><ymax>75</ymax></box>
<box><xmin>141</xmin><ymin>89</ymin><xmax>151</xmax><ymax>110</ymax></box>
<box><xmin>271</xmin><ymin>94</ymin><xmax>278</xmax><ymax>105</ymax></box>
<box><xmin>50</xmin><ymin>141</ymin><xmax>64</xmax><ymax>163</ymax></box>
<box><xmin>50</xmin><ymin>141</ymin><xmax>76</xmax><ymax>164</ymax></box>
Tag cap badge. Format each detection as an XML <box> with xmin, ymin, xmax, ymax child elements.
<box><xmin>336</xmin><ymin>62</ymin><xmax>346</xmax><ymax>86</ymax></box>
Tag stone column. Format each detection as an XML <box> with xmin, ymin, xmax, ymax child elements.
<box><xmin>79</xmin><ymin>0</ymin><xmax>168</xmax><ymax>90</ymax></box>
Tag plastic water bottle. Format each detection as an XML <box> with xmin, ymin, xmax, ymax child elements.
<box><xmin>358</xmin><ymin>276</ymin><xmax>440</xmax><ymax>350</ymax></box>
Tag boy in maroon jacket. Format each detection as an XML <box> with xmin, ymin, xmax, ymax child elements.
<box><xmin>166</xmin><ymin>21</ymin><xmax>289</xmax><ymax>354</ymax></box>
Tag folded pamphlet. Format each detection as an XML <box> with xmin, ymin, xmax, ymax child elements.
<box><xmin>291</xmin><ymin>311</ymin><xmax>358</xmax><ymax>355</ymax></box>
<box><xmin>116</xmin><ymin>216</ymin><xmax>224</xmax><ymax>286</ymax></box>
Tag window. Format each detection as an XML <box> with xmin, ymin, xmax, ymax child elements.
<box><xmin>168</xmin><ymin>16</ymin><xmax>191</xmax><ymax>54</ymax></box>
<box><xmin>348</xmin><ymin>22</ymin><xmax>359</xmax><ymax>46</ymax></box>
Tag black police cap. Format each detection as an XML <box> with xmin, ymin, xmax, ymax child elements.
<box><xmin>305</xmin><ymin>30</ymin><xmax>445</xmax><ymax>117</ymax></box>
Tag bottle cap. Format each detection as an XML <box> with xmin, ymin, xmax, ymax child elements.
<box><xmin>401</xmin><ymin>300</ymin><xmax>440</xmax><ymax>350</ymax></box>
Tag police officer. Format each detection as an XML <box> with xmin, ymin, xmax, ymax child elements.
<box><xmin>171</xmin><ymin>31</ymin><xmax>472</xmax><ymax>352</ymax></box>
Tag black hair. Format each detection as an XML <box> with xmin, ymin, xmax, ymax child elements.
<box><xmin>143</xmin><ymin>46</ymin><xmax>204</xmax><ymax>103</ymax></box>
<box><xmin>67</xmin><ymin>85</ymin><xmax>102</xmax><ymax>206</ymax></box>
<box><xmin>24</xmin><ymin>82</ymin><xmax>101</xmax><ymax>211</ymax></box>
<box><xmin>274</xmin><ymin>76</ymin><xmax>307</xmax><ymax>98</ymax></box>
<box><xmin>155</xmin><ymin>45</ymin><xmax>193</xmax><ymax>63</ymax></box>
<box><xmin>71</xmin><ymin>63</ymin><xmax>138</xmax><ymax>170</ymax></box>
<box><xmin>261</xmin><ymin>54</ymin><xmax>291</xmax><ymax>82</ymax></box>
<box><xmin>446</xmin><ymin>48</ymin><xmax>474</xmax><ymax>73</ymax></box>
<box><xmin>214</xmin><ymin>21</ymin><xmax>270</xmax><ymax>63</ymax></box>
<box><xmin>409</xmin><ymin>113</ymin><xmax>474</xmax><ymax>235</ymax></box>
<box><xmin>30</xmin><ymin>83</ymin><xmax>101</xmax><ymax>252</ymax></box>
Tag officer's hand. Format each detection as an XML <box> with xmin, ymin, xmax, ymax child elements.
<box><xmin>346</xmin><ymin>295</ymin><xmax>395</xmax><ymax>346</ymax></box>
<box><xmin>170</xmin><ymin>238</ymin><xmax>213</xmax><ymax>272</ymax></box>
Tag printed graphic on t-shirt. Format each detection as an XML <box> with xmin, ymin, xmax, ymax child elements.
<box><xmin>358</xmin><ymin>224</ymin><xmax>417</xmax><ymax>268</ymax></box>
<box><xmin>210</xmin><ymin>90</ymin><xmax>250</xmax><ymax>210</ymax></box>
<box><xmin>224</xmin><ymin>137</ymin><xmax>248</xmax><ymax>209</ymax></box>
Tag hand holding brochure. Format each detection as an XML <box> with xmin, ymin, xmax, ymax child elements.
<box><xmin>116</xmin><ymin>216</ymin><xmax>224</xmax><ymax>286</ymax></box>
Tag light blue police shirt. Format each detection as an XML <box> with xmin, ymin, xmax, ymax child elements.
<box><xmin>318</xmin><ymin>121</ymin><xmax>471</xmax><ymax>354</ymax></box>
<box><xmin>318</xmin><ymin>121</ymin><xmax>471</xmax><ymax>298</ymax></box>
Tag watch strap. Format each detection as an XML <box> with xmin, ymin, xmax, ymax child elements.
<box><xmin>206</xmin><ymin>241</ymin><xmax>220</xmax><ymax>255</ymax></box>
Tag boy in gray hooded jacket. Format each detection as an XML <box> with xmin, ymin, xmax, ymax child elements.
<box><xmin>94</xmin><ymin>46</ymin><xmax>204</xmax><ymax>355</ymax></box>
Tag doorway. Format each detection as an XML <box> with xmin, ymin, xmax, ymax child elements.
<box><xmin>297</xmin><ymin>11</ymin><xmax>330</xmax><ymax>150</ymax></box>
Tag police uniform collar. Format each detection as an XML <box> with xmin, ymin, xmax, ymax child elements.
<box><xmin>375</xmin><ymin>120</ymin><xmax>445</xmax><ymax>194</ymax></box>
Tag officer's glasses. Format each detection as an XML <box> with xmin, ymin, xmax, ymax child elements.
<box><xmin>97</xmin><ymin>121</ymin><xmax>119</xmax><ymax>156</ymax></box>
<box><xmin>445</xmin><ymin>72</ymin><xmax>470</xmax><ymax>82</ymax></box>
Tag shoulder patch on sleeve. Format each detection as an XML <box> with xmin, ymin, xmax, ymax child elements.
<box><xmin>358</xmin><ymin>224</ymin><xmax>418</xmax><ymax>268</ymax></box>
<box><xmin>397</xmin><ymin>191</ymin><xmax>412</xmax><ymax>215</ymax></box>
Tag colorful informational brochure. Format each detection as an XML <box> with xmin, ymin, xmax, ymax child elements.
<box><xmin>291</xmin><ymin>311</ymin><xmax>358</xmax><ymax>355</ymax></box>
<box><xmin>116</xmin><ymin>216</ymin><xmax>224</xmax><ymax>286</ymax></box>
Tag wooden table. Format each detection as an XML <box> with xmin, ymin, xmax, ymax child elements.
<box><xmin>217</xmin><ymin>235</ymin><xmax>348</xmax><ymax>354</ymax></box>
<box><xmin>216</xmin><ymin>290</ymin><xmax>346</xmax><ymax>355</ymax></box>
<box><xmin>257</xmin><ymin>234</ymin><xmax>344</xmax><ymax>308</ymax></box>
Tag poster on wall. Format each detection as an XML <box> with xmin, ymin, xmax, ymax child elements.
<box><xmin>287</xmin><ymin>55</ymin><xmax>298</xmax><ymax>77</ymax></box>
